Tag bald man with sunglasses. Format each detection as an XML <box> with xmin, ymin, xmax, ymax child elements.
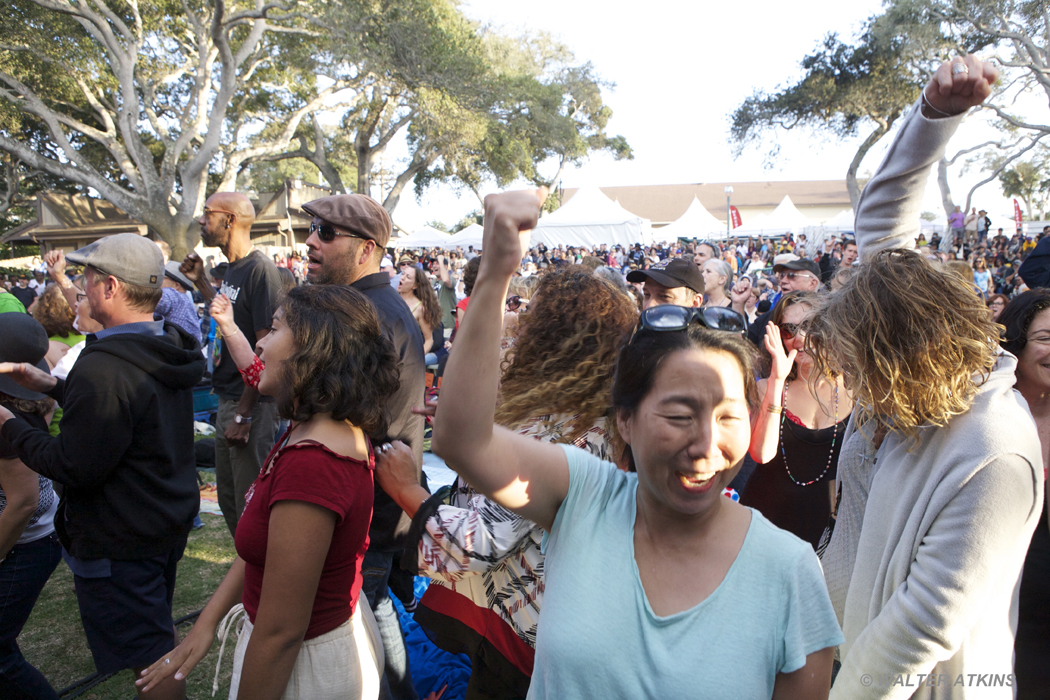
<box><xmin>180</xmin><ymin>192</ymin><xmax>283</xmax><ymax>537</ymax></box>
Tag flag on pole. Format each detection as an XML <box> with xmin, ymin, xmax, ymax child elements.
<box><xmin>730</xmin><ymin>206</ymin><xmax>742</xmax><ymax>229</ymax></box>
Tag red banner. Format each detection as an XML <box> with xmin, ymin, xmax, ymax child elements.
<box><xmin>1014</xmin><ymin>199</ymin><xmax>1023</xmax><ymax>229</ymax></box>
<box><xmin>730</xmin><ymin>206</ymin><xmax>742</xmax><ymax>229</ymax></box>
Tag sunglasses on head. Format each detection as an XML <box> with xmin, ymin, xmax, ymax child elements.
<box><xmin>309</xmin><ymin>221</ymin><xmax>366</xmax><ymax>243</ymax></box>
<box><xmin>636</xmin><ymin>305</ymin><xmax>747</xmax><ymax>338</ymax></box>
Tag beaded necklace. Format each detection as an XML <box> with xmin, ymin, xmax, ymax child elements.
<box><xmin>780</xmin><ymin>378</ymin><xmax>839</xmax><ymax>487</ymax></box>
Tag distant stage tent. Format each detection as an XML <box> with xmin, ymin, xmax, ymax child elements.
<box><xmin>821</xmin><ymin>209</ymin><xmax>855</xmax><ymax>233</ymax></box>
<box><xmin>395</xmin><ymin>226</ymin><xmax>456</xmax><ymax>249</ymax></box>
<box><xmin>652</xmin><ymin>197</ymin><xmax>727</xmax><ymax>242</ymax></box>
<box><xmin>732</xmin><ymin>196</ymin><xmax>816</xmax><ymax>236</ymax></box>
<box><xmin>530</xmin><ymin>186</ymin><xmax>652</xmax><ymax>248</ymax></box>
<box><xmin>446</xmin><ymin>223</ymin><xmax>484</xmax><ymax>249</ymax></box>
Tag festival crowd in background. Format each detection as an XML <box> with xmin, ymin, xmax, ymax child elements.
<box><xmin>0</xmin><ymin>55</ymin><xmax>1046</xmax><ymax>700</ymax></box>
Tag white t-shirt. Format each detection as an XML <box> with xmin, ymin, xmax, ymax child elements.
<box><xmin>531</xmin><ymin>445</ymin><xmax>843</xmax><ymax>699</ymax></box>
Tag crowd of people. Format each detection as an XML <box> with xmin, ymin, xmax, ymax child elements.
<box><xmin>0</xmin><ymin>55</ymin><xmax>1046</xmax><ymax>700</ymax></box>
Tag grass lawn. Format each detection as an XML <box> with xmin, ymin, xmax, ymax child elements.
<box><xmin>19</xmin><ymin>512</ymin><xmax>239</xmax><ymax>699</ymax></box>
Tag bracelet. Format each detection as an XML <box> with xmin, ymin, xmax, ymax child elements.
<box><xmin>920</xmin><ymin>88</ymin><xmax>954</xmax><ymax>118</ymax></box>
<box><xmin>767</xmin><ymin>404</ymin><xmax>783</xmax><ymax>414</ymax></box>
<box><xmin>224</xmin><ymin>328</ymin><xmax>242</xmax><ymax>338</ymax></box>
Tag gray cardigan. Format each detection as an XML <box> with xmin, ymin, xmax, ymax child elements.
<box><xmin>824</xmin><ymin>100</ymin><xmax>1046</xmax><ymax>699</ymax></box>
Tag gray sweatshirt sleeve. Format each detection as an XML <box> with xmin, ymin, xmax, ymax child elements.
<box><xmin>854</xmin><ymin>100</ymin><xmax>966</xmax><ymax>259</ymax></box>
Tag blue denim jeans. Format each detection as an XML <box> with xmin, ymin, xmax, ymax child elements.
<box><xmin>0</xmin><ymin>533</ymin><xmax>61</xmax><ymax>700</ymax></box>
<box><xmin>362</xmin><ymin>549</ymin><xmax>418</xmax><ymax>700</ymax></box>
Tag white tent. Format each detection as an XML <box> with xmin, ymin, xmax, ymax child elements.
<box><xmin>445</xmin><ymin>223</ymin><xmax>484</xmax><ymax>249</ymax></box>
<box><xmin>530</xmin><ymin>186</ymin><xmax>651</xmax><ymax>248</ymax></box>
<box><xmin>733</xmin><ymin>196</ymin><xmax>816</xmax><ymax>236</ymax></box>
<box><xmin>395</xmin><ymin>225</ymin><xmax>455</xmax><ymax>249</ymax></box>
<box><xmin>651</xmin><ymin>197</ymin><xmax>727</xmax><ymax>242</ymax></box>
<box><xmin>821</xmin><ymin>209</ymin><xmax>855</xmax><ymax>233</ymax></box>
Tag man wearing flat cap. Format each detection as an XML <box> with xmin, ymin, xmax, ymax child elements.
<box><xmin>0</xmin><ymin>232</ymin><xmax>205</xmax><ymax>700</ymax></box>
<box><xmin>747</xmin><ymin>256</ymin><xmax>822</xmax><ymax>347</ymax></box>
<box><xmin>626</xmin><ymin>257</ymin><xmax>705</xmax><ymax>309</ymax></box>
<box><xmin>302</xmin><ymin>193</ymin><xmax>424</xmax><ymax>700</ymax></box>
<box><xmin>179</xmin><ymin>192</ymin><xmax>283</xmax><ymax>537</ymax></box>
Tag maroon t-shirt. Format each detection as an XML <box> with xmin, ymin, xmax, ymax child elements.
<box><xmin>236</xmin><ymin>437</ymin><xmax>374</xmax><ymax>639</ymax></box>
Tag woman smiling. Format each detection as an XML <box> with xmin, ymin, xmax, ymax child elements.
<box><xmin>430</xmin><ymin>189</ymin><xmax>842</xmax><ymax>699</ymax></box>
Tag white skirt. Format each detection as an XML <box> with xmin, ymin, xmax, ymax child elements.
<box><xmin>224</xmin><ymin>603</ymin><xmax>384</xmax><ymax>700</ymax></box>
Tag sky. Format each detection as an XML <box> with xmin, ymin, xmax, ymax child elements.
<box><xmin>385</xmin><ymin>0</ymin><xmax>1036</xmax><ymax>233</ymax></box>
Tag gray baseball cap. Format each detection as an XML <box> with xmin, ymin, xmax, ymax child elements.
<box><xmin>67</xmin><ymin>233</ymin><xmax>164</xmax><ymax>289</ymax></box>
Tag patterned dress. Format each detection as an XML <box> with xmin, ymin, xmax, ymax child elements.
<box><xmin>408</xmin><ymin>414</ymin><xmax>612</xmax><ymax>699</ymax></box>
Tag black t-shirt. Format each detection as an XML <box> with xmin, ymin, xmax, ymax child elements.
<box><xmin>351</xmin><ymin>272</ymin><xmax>426</xmax><ymax>551</ymax></box>
<box><xmin>10</xmin><ymin>286</ymin><xmax>36</xmax><ymax>309</ymax></box>
<box><xmin>212</xmin><ymin>250</ymin><xmax>282</xmax><ymax>400</ymax></box>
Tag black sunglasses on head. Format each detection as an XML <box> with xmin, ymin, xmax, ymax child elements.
<box><xmin>309</xmin><ymin>221</ymin><xmax>366</xmax><ymax>243</ymax></box>
<box><xmin>636</xmin><ymin>305</ymin><xmax>747</xmax><ymax>337</ymax></box>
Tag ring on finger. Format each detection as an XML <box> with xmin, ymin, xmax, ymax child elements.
<box><xmin>165</xmin><ymin>659</ymin><xmax>170</xmax><ymax>665</ymax></box>
<box><xmin>952</xmin><ymin>62</ymin><xmax>969</xmax><ymax>76</ymax></box>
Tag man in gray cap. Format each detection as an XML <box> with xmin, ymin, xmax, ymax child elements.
<box><xmin>0</xmin><ymin>232</ymin><xmax>205</xmax><ymax>700</ymax></box>
<box><xmin>179</xmin><ymin>192</ymin><xmax>282</xmax><ymax>537</ymax></box>
<box><xmin>625</xmin><ymin>257</ymin><xmax>705</xmax><ymax>309</ymax></box>
<box><xmin>302</xmin><ymin>192</ymin><xmax>424</xmax><ymax>700</ymax></box>
<box><xmin>747</xmin><ymin>255</ymin><xmax>822</xmax><ymax>347</ymax></box>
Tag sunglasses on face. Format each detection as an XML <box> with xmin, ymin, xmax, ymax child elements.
<box><xmin>777</xmin><ymin>271</ymin><xmax>812</xmax><ymax>281</ymax></box>
<box><xmin>636</xmin><ymin>305</ymin><xmax>747</xmax><ymax>338</ymax></box>
<box><xmin>309</xmin><ymin>221</ymin><xmax>366</xmax><ymax>243</ymax></box>
<box><xmin>778</xmin><ymin>322</ymin><xmax>803</xmax><ymax>339</ymax></box>
<box><xmin>506</xmin><ymin>295</ymin><xmax>522</xmax><ymax>311</ymax></box>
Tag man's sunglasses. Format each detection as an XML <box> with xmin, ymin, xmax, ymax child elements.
<box><xmin>309</xmin><ymin>221</ymin><xmax>366</xmax><ymax>243</ymax></box>
<box><xmin>777</xmin><ymin>270</ymin><xmax>814</xmax><ymax>281</ymax></box>
<box><xmin>636</xmin><ymin>305</ymin><xmax>747</xmax><ymax>337</ymax></box>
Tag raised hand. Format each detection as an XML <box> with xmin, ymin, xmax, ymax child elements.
<box><xmin>210</xmin><ymin>294</ymin><xmax>235</xmax><ymax>335</ymax></box>
<box><xmin>43</xmin><ymin>250</ymin><xmax>67</xmax><ymax>280</ymax></box>
<box><xmin>180</xmin><ymin>252</ymin><xmax>205</xmax><ymax>284</ymax></box>
<box><xmin>480</xmin><ymin>189</ymin><xmax>547</xmax><ymax>279</ymax></box>
<box><xmin>763</xmin><ymin>323</ymin><xmax>797</xmax><ymax>385</ymax></box>
<box><xmin>924</xmin><ymin>55</ymin><xmax>998</xmax><ymax>117</ymax></box>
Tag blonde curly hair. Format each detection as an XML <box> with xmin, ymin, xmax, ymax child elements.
<box><xmin>807</xmin><ymin>249</ymin><xmax>999</xmax><ymax>442</ymax></box>
<box><xmin>496</xmin><ymin>268</ymin><xmax>638</xmax><ymax>447</ymax></box>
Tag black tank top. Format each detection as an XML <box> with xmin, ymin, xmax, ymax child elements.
<box><xmin>740</xmin><ymin>414</ymin><xmax>848</xmax><ymax>549</ymax></box>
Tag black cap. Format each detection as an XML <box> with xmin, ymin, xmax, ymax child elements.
<box><xmin>0</xmin><ymin>313</ymin><xmax>51</xmax><ymax>401</ymax></box>
<box><xmin>626</xmin><ymin>257</ymin><xmax>704</xmax><ymax>293</ymax></box>
<box><xmin>772</xmin><ymin>257</ymin><xmax>821</xmax><ymax>278</ymax></box>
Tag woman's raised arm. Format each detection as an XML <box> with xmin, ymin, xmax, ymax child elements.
<box><xmin>431</xmin><ymin>189</ymin><xmax>568</xmax><ymax>532</ymax></box>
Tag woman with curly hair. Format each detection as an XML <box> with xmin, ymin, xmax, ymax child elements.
<box><xmin>398</xmin><ymin>264</ymin><xmax>442</xmax><ymax>355</ymax></box>
<box><xmin>373</xmin><ymin>267</ymin><xmax>638</xmax><ymax>699</ymax></box>
<box><xmin>31</xmin><ymin>285</ymin><xmax>85</xmax><ymax>369</ymax></box>
<box><xmin>138</xmin><ymin>285</ymin><xmax>400</xmax><ymax>700</ymax></box>
<box><xmin>811</xmin><ymin>57</ymin><xmax>1044</xmax><ymax>699</ymax></box>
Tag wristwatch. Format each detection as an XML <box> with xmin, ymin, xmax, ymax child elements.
<box><xmin>234</xmin><ymin>414</ymin><xmax>252</xmax><ymax>425</ymax></box>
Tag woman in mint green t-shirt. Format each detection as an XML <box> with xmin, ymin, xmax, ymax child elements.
<box><xmin>427</xmin><ymin>190</ymin><xmax>843</xmax><ymax>699</ymax></box>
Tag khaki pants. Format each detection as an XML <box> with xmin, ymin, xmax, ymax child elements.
<box><xmin>229</xmin><ymin>604</ymin><xmax>384</xmax><ymax>700</ymax></box>
<box><xmin>214</xmin><ymin>398</ymin><xmax>278</xmax><ymax>536</ymax></box>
